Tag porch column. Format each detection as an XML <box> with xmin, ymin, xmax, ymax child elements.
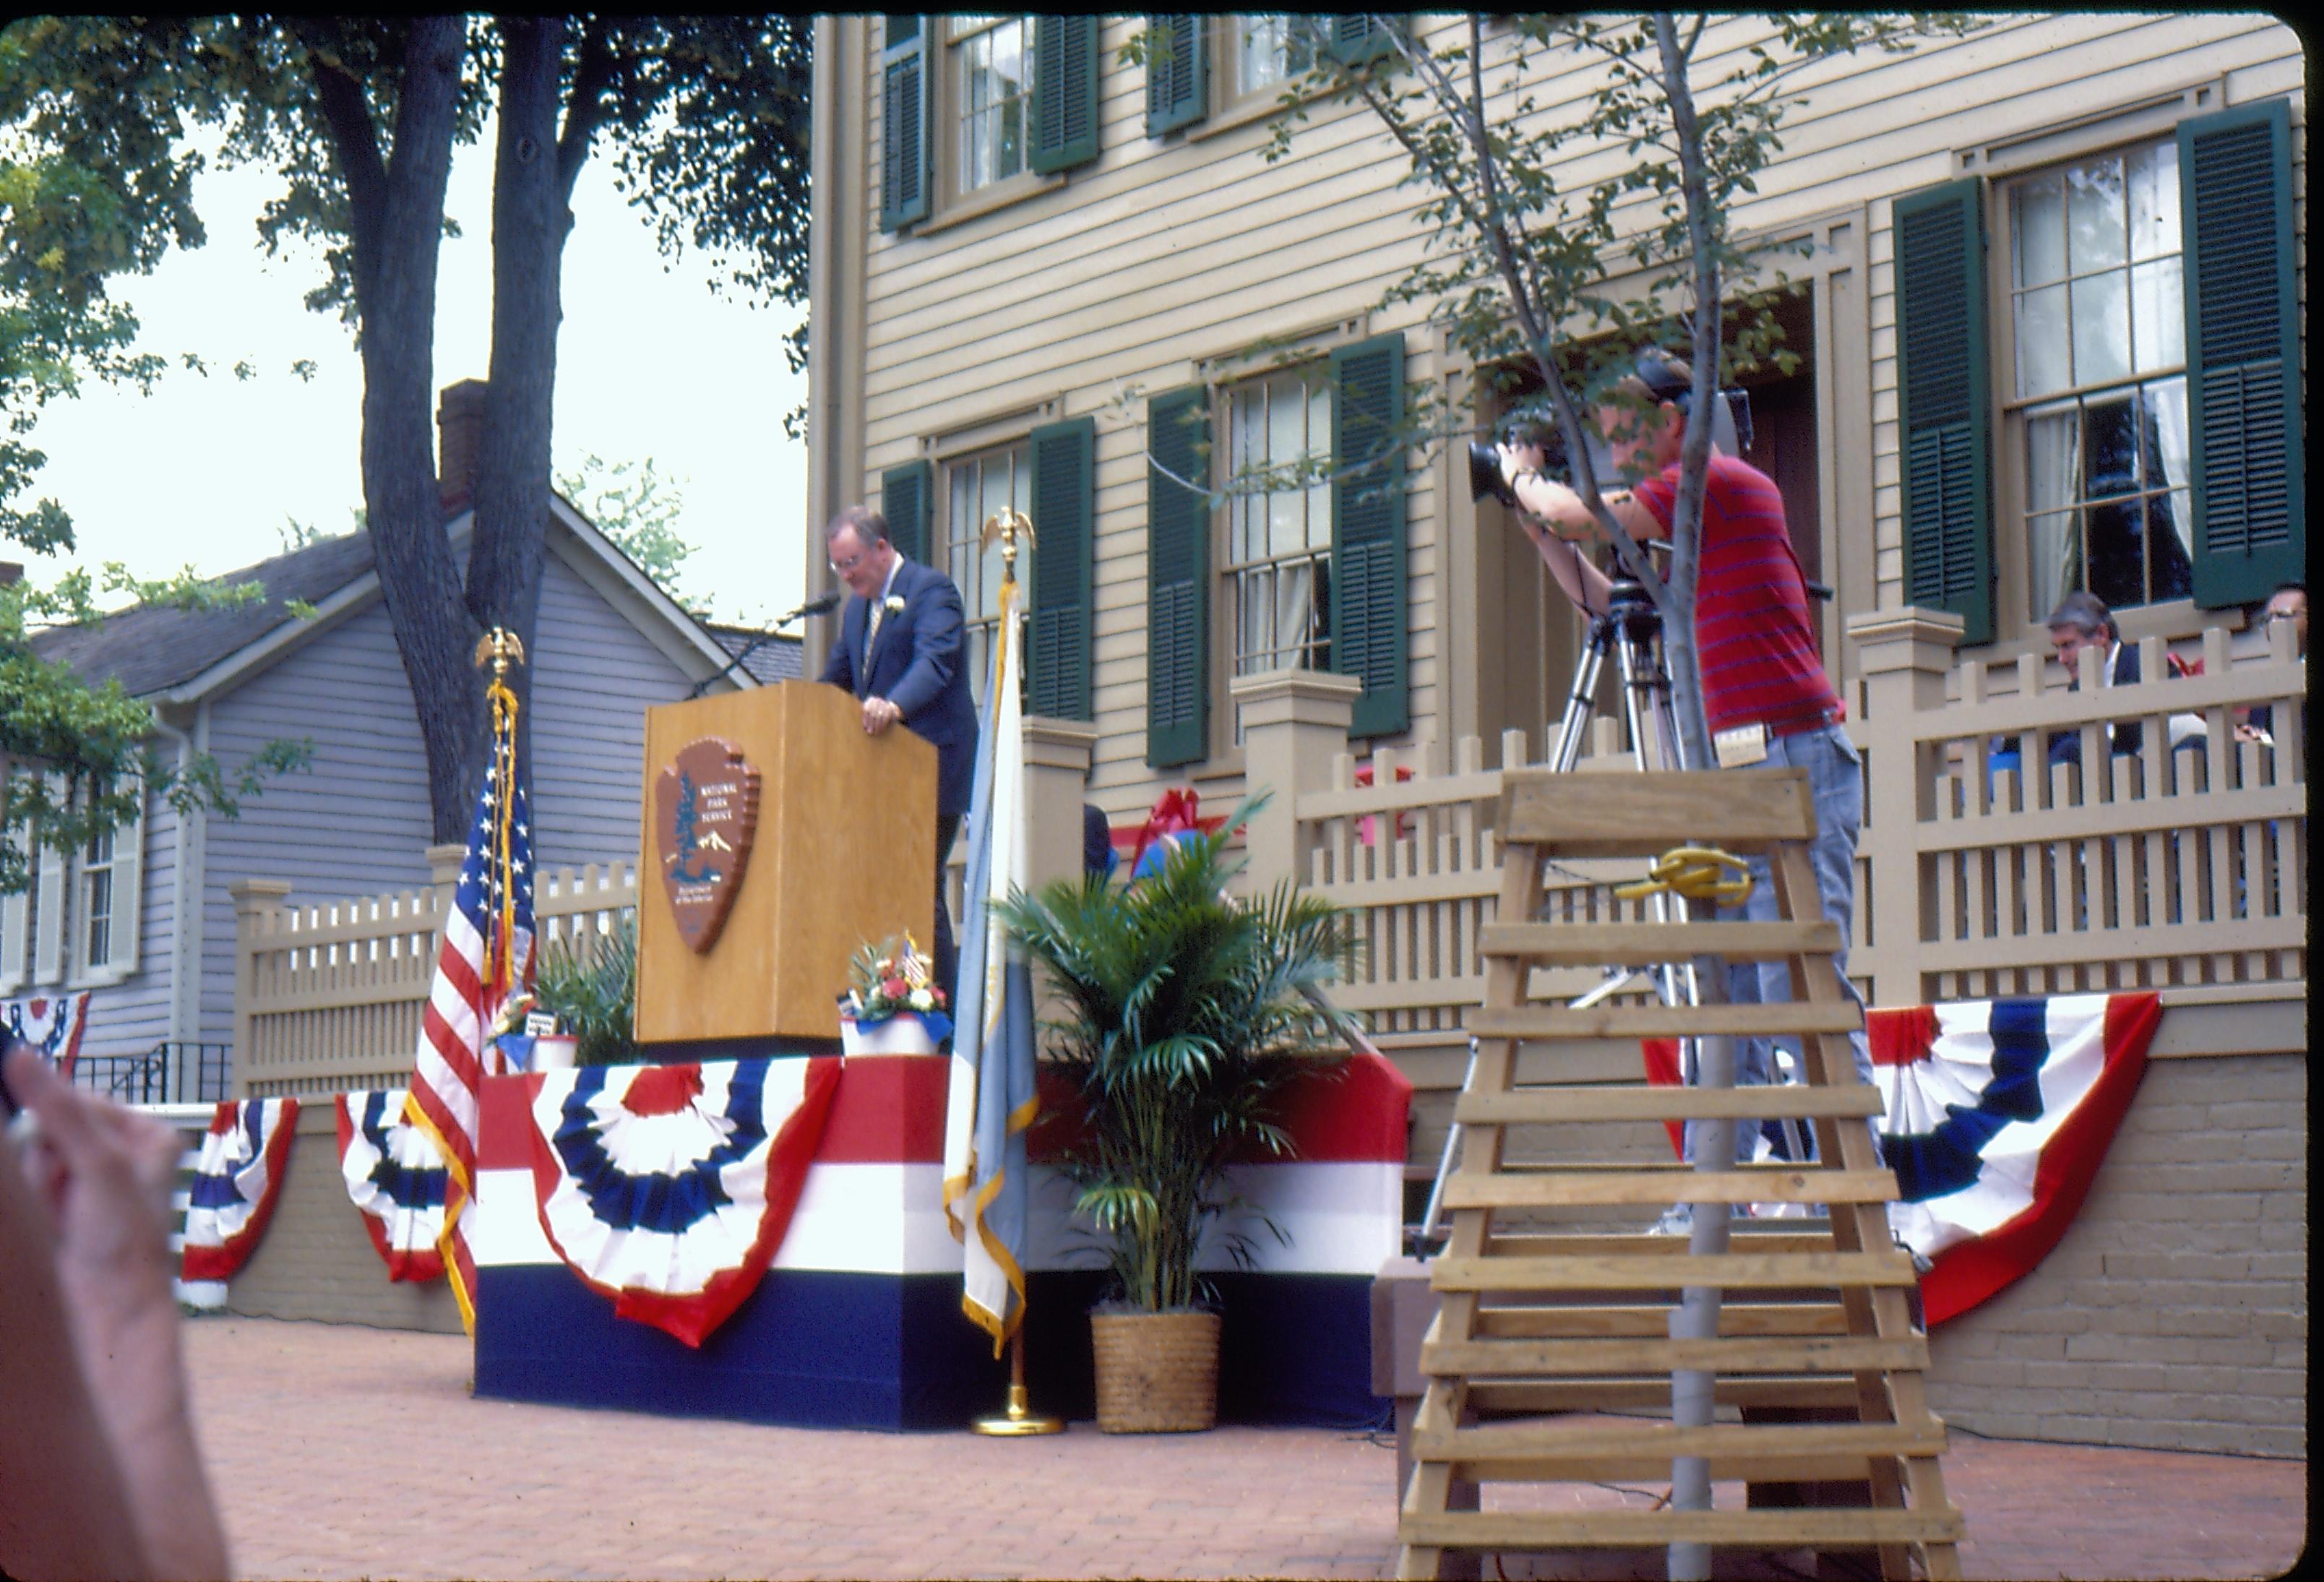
<box><xmin>1845</xmin><ymin>608</ymin><xmax>1963</xmax><ymax>1010</ymax></box>
<box><xmin>1230</xmin><ymin>668</ymin><xmax>1362</xmax><ymax>894</ymax></box>
<box><xmin>1022</xmin><ymin>716</ymin><xmax>1100</xmax><ymax>896</ymax></box>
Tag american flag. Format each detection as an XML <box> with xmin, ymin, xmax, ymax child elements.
<box><xmin>404</xmin><ymin>760</ymin><xmax>535</xmax><ymax>1331</ymax></box>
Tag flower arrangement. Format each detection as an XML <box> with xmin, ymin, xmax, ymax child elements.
<box><xmin>842</xmin><ymin>934</ymin><xmax>947</xmax><ymax>1026</ymax></box>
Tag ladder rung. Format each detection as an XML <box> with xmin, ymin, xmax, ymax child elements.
<box><xmin>1480</xmin><ymin>919</ymin><xmax>1841</xmax><ymax>964</ymax></box>
<box><xmin>1458</xmin><ymin>1084</ymin><xmax>1884</xmax><ymax>1125</ymax></box>
<box><xmin>1423</xmin><ymin>1333</ymin><xmax>1929</xmax><ymax>1377</ymax></box>
<box><xmin>1484</xmin><ymin>1232</ymin><xmax>1838</xmax><ymax>1258</ymax></box>
<box><xmin>1412</xmin><ymin>1418</ymin><xmax>1948</xmax><ymax>1463</ymax></box>
<box><xmin>1474</xmin><ymin>1302</ymin><xmax>1851</xmax><ymax>1339</ymax></box>
<box><xmin>1466</xmin><ymin>1377</ymin><xmax>1863</xmax><ymax>1414</ymax></box>
<box><xmin>1445</xmin><ymin>1169</ymin><xmax>1896</xmax><ymax>1209</ymax></box>
<box><xmin>1400</xmin><ymin>1505</ymin><xmax>1966</xmax><ymax>1550</ymax></box>
<box><xmin>1468</xmin><ymin>1002</ymin><xmax>1863</xmax><ymax>1041</ymax></box>
<box><xmin>1432</xmin><ymin>1250</ymin><xmax>1920</xmax><ymax>1292</ymax></box>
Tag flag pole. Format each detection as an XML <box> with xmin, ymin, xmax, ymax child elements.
<box><xmin>968</xmin><ymin>509</ymin><xmax>1062</xmax><ymax>1440</ymax></box>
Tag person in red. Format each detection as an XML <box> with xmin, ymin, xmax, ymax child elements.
<box><xmin>1494</xmin><ymin>353</ymin><xmax>1873</xmax><ymax>1219</ymax></box>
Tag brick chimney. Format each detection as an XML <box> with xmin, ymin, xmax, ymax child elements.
<box><xmin>0</xmin><ymin>562</ymin><xmax>22</xmax><ymax>587</ymax></box>
<box><xmin>437</xmin><ymin>379</ymin><xmax>489</xmax><ymax>512</ymax></box>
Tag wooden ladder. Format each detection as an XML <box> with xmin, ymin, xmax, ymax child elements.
<box><xmin>1397</xmin><ymin>768</ymin><xmax>1965</xmax><ymax>1581</ymax></box>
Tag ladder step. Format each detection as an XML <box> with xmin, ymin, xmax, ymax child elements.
<box><xmin>1480</xmin><ymin>919</ymin><xmax>1841</xmax><ymax>964</ymax></box>
<box><xmin>1485</xmin><ymin>1231</ymin><xmax>1838</xmax><ymax>1258</ymax></box>
<box><xmin>1458</xmin><ymin>1084</ymin><xmax>1883</xmax><ymax>1125</ymax></box>
<box><xmin>1499</xmin><ymin>771</ymin><xmax>1817</xmax><ymax>853</ymax></box>
<box><xmin>1432</xmin><ymin>1250</ymin><xmax>1920</xmax><ymax>1292</ymax></box>
<box><xmin>1400</xmin><ymin>1505</ymin><xmax>1966</xmax><ymax>1550</ymax></box>
<box><xmin>1412</xmin><ymin>1418</ymin><xmax>1948</xmax><ymax>1463</ymax></box>
<box><xmin>1466</xmin><ymin>1377</ymin><xmax>1863</xmax><ymax>1414</ymax></box>
<box><xmin>1423</xmin><ymin>1333</ymin><xmax>1930</xmax><ymax>1377</ymax></box>
<box><xmin>1468</xmin><ymin>1002</ymin><xmax>1863</xmax><ymax>1041</ymax></box>
<box><xmin>1445</xmin><ymin>1169</ymin><xmax>1897</xmax><ymax>1209</ymax></box>
<box><xmin>1475</xmin><ymin>1302</ymin><xmax>1850</xmax><ymax>1339</ymax></box>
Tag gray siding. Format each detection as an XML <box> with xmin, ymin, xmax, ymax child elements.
<box><xmin>528</xmin><ymin>547</ymin><xmax>698</xmax><ymax>872</ymax></box>
<box><xmin>196</xmin><ymin>596</ymin><xmax>436</xmax><ymax>1051</ymax></box>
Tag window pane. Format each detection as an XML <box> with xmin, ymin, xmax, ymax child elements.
<box><xmin>2084</xmin><ymin>496</ymin><xmax>2144</xmax><ymax>610</ymax></box>
<box><xmin>2070</xmin><ymin>272</ymin><xmax>2130</xmax><ymax>388</ymax></box>
<box><xmin>2012</xmin><ymin>171</ymin><xmax>2067</xmax><ymax>288</ymax></box>
<box><xmin>2146</xmin><ymin>491</ymin><xmax>2193</xmax><ymax>603</ymax></box>
<box><xmin>2064</xmin><ymin>155</ymin><xmax>2126</xmax><ymax>273</ymax></box>
<box><xmin>2015</xmin><ymin>283</ymin><xmax>2071</xmax><ymax>397</ymax></box>
<box><xmin>2130</xmin><ymin>257</ymin><xmax>2183</xmax><ymax>373</ymax></box>
<box><xmin>1239</xmin><ymin>15</ymin><xmax>1288</xmax><ymax>91</ymax></box>
<box><xmin>2079</xmin><ymin>395</ymin><xmax>2138</xmax><ymax>501</ymax></box>
<box><xmin>2028</xmin><ymin>508</ymin><xmax>2078</xmax><ymax>623</ymax></box>
<box><xmin>2127</xmin><ymin>140</ymin><xmax>2180</xmax><ymax>262</ymax></box>
<box><xmin>2145</xmin><ymin>376</ymin><xmax>2190</xmax><ymax>492</ymax></box>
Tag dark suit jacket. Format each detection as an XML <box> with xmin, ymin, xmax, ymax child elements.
<box><xmin>2044</xmin><ymin>642</ymin><xmax>2142</xmax><ymax>766</ymax></box>
<box><xmin>818</xmin><ymin>558</ymin><xmax>979</xmax><ymax>814</ymax></box>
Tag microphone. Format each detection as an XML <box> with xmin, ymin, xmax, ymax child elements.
<box><xmin>687</xmin><ymin>591</ymin><xmax>847</xmax><ymax>697</ymax></box>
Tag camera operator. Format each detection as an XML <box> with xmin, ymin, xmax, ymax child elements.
<box><xmin>1495</xmin><ymin>355</ymin><xmax>1874</xmax><ymax>1213</ymax></box>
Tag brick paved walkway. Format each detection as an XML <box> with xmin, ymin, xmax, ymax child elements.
<box><xmin>184</xmin><ymin>1318</ymin><xmax>2303</xmax><ymax>1581</ymax></box>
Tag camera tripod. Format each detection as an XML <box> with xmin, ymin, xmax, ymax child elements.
<box><xmin>1413</xmin><ymin>579</ymin><xmax>1807</xmax><ymax>1247</ymax></box>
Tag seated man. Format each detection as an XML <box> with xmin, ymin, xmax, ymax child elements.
<box><xmin>2238</xmin><ymin>580</ymin><xmax>2306</xmax><ymax>745</ymax></box>
<box><xmin>2031</xmin><ymin>590</ymin><xmax>2203</xmax><ymax>770</ymax></box>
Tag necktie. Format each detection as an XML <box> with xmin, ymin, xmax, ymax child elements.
<box><xmin>858</xmin><ymin>598</ymin><xmax>887</xmax><ymax>697</ymax></box>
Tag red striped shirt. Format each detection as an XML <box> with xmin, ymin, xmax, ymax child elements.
<box><xmin>1632</xmin><ymin>455</ymin><xmax>1839</xmax><ymax>736</ymax></box>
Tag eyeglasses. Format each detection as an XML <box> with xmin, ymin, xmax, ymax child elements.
<box><xmin>830</xmin><ymin>549</ymin><xmax>869</xmax><ymax>575</ymax></box>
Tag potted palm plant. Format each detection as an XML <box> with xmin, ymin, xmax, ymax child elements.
<box><xmin>997</xmin><ymin>796</ymin><xmax>1349</xmax><ymax>1432</ymax></box>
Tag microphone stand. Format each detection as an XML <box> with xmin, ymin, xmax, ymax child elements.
<box><xmin>687</xmin><ymin>593</ymin><xmax>841</xmax><ymax>698</ymax></box>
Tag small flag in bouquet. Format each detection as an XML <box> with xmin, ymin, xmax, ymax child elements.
<box><xmin>838</xmin><ymin>933</ymin><xmax>953</xmax><ymax>1056</ymax></box>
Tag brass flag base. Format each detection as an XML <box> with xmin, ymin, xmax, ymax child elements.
<box><xmin>972</xmin><ymin>1330</ymin><xmax>1062</xmax><ymax>1436</ymax></box>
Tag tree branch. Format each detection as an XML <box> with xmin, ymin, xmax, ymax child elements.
<box><xmin>556</xmin><ymin>15</ymin><xmax>619</xmax><ymax>205</ymax></box>
<box><xmin>293</xmin><ymin>21</ymin><xmax>388</xmax><ymax>297</ymax></box>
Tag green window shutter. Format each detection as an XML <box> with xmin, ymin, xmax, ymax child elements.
<box><xmin>1145</xmin><ymin>15</ymin><xmax>1207</xmax><ymax>137</ymax></box>
<box><xmin>1029</xmin><ymin>417</ymin><xmax>1096</xmax><ymax>721</ymax></box>
<box><xmin>1330</xmin><ymin>332</ymin><xmax>1408</xmax><ymax>739</ymax></box>
<box><xmin>1893</xmin><ymin>178</ymin><xmax>1994</xmax><ymax>646</ymax></box>
<box><xmin>881</xmin><ymin>458</ymin><xmax>931</xmax><ymax>566</ymax></box>
<box><xmin>1146</xmin><ymin>386</ymin><xmax>1210</xmax><ymax>768</ymax></box>
<box><xmin>2182</xmin><ymin>100</ymin><xmax>2302</xmax><ymax>609</ymax></box>
<box><xmin>1031</xmin><ymin>14</ymin><xmax>1101</xmax><ymax>174</ymax></box>
<box><xmin>879</xmin><ymin>17</ymin><xmax>930</xmax><ymax>230</ymax></box>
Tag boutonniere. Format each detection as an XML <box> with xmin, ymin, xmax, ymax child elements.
<box><xmin>882</xmin><ymin>595</ymin><xmax>907</xmax><ymax>614</ymax></box>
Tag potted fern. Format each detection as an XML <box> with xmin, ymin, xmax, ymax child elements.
<box><xmin>996</xmin><ymin>796</ymin><xmax>1348</xmax><ymax>1432</ymax></box>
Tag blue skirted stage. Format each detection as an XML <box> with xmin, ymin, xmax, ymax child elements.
<box><xmin>471</xmin><ymin>1052</ymin><xmax>1410</xmax><ymax>1430</ymax></box>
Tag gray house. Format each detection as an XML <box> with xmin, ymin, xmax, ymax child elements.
<box><xmin>7</xmin><ymin>460</ymin><xmax>800</xmax><ymax>1096</ymax></box>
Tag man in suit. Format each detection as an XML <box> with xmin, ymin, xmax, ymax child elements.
<box><xmin>817</xmin><ymin>505</ymin><xmax>979</xmax><ymax>1001</ymax></box>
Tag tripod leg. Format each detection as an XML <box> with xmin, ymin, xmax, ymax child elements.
<box><xmin>1549</xmin><ymin>616</ymin><xmax>1614</xmax><ymax>772</ymax></box>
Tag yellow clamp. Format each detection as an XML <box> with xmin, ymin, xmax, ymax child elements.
<box><xmin>1612</xmin><ymin>846</ymin><xmax>1755</xmax><ymax>907</ymax></box>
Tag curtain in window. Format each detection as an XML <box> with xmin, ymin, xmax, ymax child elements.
<box><xmin>2026</xmin><ymin>408</ymin><xmax>2081</xmax><ymax>620</ymax></box>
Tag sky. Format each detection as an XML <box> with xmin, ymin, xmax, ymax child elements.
<box><xmin>21</xmin><ymin>115</ymin><xmax>812</xmax><ymax>627</ymax></box>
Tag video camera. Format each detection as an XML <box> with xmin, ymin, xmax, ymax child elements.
<box><xmin>1466</xmin><ymin>352</ymin><xmax>1755</xmax><ymax>507</ymax></box>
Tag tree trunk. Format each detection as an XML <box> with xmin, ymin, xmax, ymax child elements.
<box><xmin>466</xmin><ymin>17</ymin><xmax>568</xmax><ymax>786</ymax></box>
<box><xmin>346</xmin><ymin>16</ymin><xmax>485</xmax><ymax>845</ymax></box>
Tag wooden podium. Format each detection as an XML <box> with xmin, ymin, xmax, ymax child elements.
<box><xmin>635</xmin><ymin>681</ymin><xmax>935</xmax><ymax>1044</ymax></box>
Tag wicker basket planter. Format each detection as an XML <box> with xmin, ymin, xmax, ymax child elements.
<box><xmin>1089</xmin><ymin>1309</ymin><xmax>1221</xmax><ymax>1433</ymax></box>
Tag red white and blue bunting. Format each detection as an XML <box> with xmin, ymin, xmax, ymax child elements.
<box><xmin>1875</xmin><ymin>991</ymin><xmax>2159</xmax><ymax>1326</ymax></box>
<box><xmin>2</xmin><ymin>990</ymin><xmax>91</xmax><ymax>1076</ymax></box>
<box><xmin>180</xmin><ymin>1097</ymin><xmax>300</xmax><ymax>1284</ymax></box>
<box><xmin>526</xmin><ymin>1057</ymin><xmax>841</xmax><ymax>1348</ymax></box>
<box><xmin>336</xmin><ymin>1089</ymin><xmax>450</xmax><ymax>1283</ymax></box>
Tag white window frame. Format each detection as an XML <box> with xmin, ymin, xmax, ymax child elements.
<box><xmin>64</xmin><ymin>778</ymin><xmax>145</xmax><ymax>990</ymax></box>
<box><xmin>1217</xmin><ymin>361</ymin><xmax>1335</xmax><ymax>746</ymax></box>
<box><xmin>918</xmin><ymin>14</ymin><xmax>1061</xmax><ymax>233</ymax></box>
<box><xmin>1997</xmin><ymin>133</ymin><xmax>2194</xmax><ymax>627</ymax></box>
<box><xmin>942</xmin><ymin>438</ymin><xmax>1035</xmax><ymax>710</ymax></box>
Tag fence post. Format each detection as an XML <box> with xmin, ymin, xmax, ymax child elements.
<box><xmin>1022</xmin><ymin>716</ymin><xmax>1100</xmax><ymax>896</ymax></box>
<box><xmin>1231</xmin><ymin>668</ymin><xmax>1363</xmax><ymax>893</ymax></box>
<box><xmin>229</xmin><ymin>878</ymin><xmax>292</xmax><ymax>1099</ymax></box>
<box><xmin>1846</xmin><ymin>607</ymin><xmax>1963</xmax><ymax>1009</ymax></box>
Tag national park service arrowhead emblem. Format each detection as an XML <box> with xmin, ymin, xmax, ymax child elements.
<box><xmin>654</xmin><ymin>736</ymin><xmax>760</xmax><ymax>953</ymax></box>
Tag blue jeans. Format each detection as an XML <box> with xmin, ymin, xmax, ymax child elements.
<box><xmin>1683</xmin><ymin>723</ymin><xmax>1879</xmax><ymax>1167</ymax></box>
